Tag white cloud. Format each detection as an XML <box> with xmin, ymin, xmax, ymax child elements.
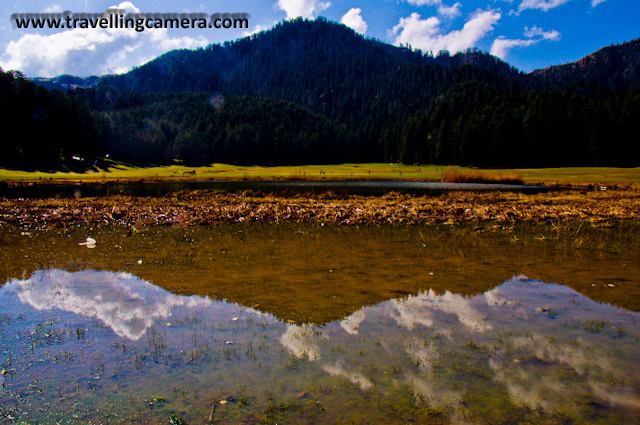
<box><xmin>518</xmin><ymin>0</ymin><xmax>570</xmax><ymax>12</ymax></box>
<box><xmin>280</xmin><ymin>324</ymin><xmax>324</xmax><ymax>361</ymax></box>
<box><xmin>276</xmin><ymin>0</ymin><xmax>331</xmax><ymax>19</ymax></box>
<box><xmin>591</xmin><ymin>0</ymin><xmax>607</xmax><ymax>6</ymax></box>
<box><xmin>42</xmin><ymin>4</ymin><xmax>62</xmax><ymax>13</ymax></box>
<box><xmin>491</xmin><ymin>37</ymin><xmax>538</xmax><ymax>58</ymax></box>
<box><xmin>407</xmin><ymin>0</ymin><xmax>441</xmax><ymax>5</ymax></box>
<box><xmin>242</xmin><ymin>21</ymin><xmax>278</xmax><ymax>37</ymax></box>
<box><xmin>3</xmin><ymin>269</ymin><xmax>215</xmax><ymax>340</ymax></box>
<box><xmin>322</xmin><ymin>359</ymin><xmax>373</xmax><ymax>390</ymax></box>
<box><xmin>340</xmin><ymin>310</ymin><xmax>366</xmax><ymax>334</ymax></box>
<box><xmin>524</xmin><ymin>25</ymin><xmax>560</xmax><ymax>40</ymax></box>
<box><xmin>389</xmin><ymin>10</ymin><xmax>501</xmax><ymax>54</ymax></box>
<box><xmin>340</xmin><ymin>8</ymin><xmax>367</xmax><ymax>34</ymax></box>
<box><xmin>491</xmin><ymin>24</ymin><xmax>560</xmax><ymax>59</ymax></box>
<box><xmin>438</xmin><ymin>2</ymin><xmax>462</xmax><ymax>18</ymax></box>
<box><xmin>0</xmin><ymin>2</ymin><xmax>208</xmax><ymax>77</ymax></box>
<box><xmin>407</xmin><ymin>0</ymin><xmax>463</xmax><ymax>18</ymax></box>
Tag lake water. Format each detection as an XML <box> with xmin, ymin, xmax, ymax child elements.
<box><xmin>1</xmin><ymin>224</ymin><xmax>638</xmax><ymax>424</ymax></box>
<box><xmin>0</xmin><ymin>179</ymin><xmax>549</xmax><ymax>198</ymax></box>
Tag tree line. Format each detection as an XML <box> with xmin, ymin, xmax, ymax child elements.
<box><xmin>2</xmin><ymin>19</ymin><xmax>639</xmax><ymax>169</ymax></box>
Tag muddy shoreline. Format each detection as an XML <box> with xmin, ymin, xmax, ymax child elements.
<box><xmin>2</xmin><ymin>187</ymin><xmax>640</xmax><ymax>227</ymax></box>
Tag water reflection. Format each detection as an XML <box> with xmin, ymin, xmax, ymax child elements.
<box><xmin>1</xmin><ymin>271</ymin><xmax>639</xmax><ymax>424</ymax></box>
<box><xmin>3</xmin><ymin>270</ymin><xmax>215</xmax><ymax>340</ymax></box>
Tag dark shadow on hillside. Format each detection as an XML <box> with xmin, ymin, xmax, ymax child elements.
<box><xmin>1</xmin><ymin>158</ymin><xmax>138</xmax><ymax>176</ymax></box>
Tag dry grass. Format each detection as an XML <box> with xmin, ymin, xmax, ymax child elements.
<box><xmin>2</xmin><ymin>187</ymin><xmax>639</xmax><ymax>227</ymax></box>
<box><xmin>441</xmin><ymin>169</ymin><xmax>524</xmax><ymax>185</ymax></box>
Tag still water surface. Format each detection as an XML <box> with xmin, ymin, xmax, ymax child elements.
<box><xmin>0</xmin><ymin>224</ymin><xmax>639</xmax><ymax>424</ymax></box>
<box><xmin>0</xmin><ymin>179</ymin><xmax>548</xmax><ymax>198</ymax></box>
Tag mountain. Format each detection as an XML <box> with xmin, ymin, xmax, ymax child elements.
<box><xmin>11</xmin><ymin>19</ymin><xmax>640</xmax><ymax>168</ymax></box>
<box><xmin>30</xmin><ymin>74</ymin><xmax>104</xmax><ymax>91</ymax></box>
<box><xmin>531</xmin><ymin>38</ymin><xmax>640</xmax><ymax>91</ymax></box>
<box><xmin>0</xmin><ymin>70</ymin><xmax>103</xmax><ymax>169</ymax></box>
<box><xmin>93</xmin><ymin>18</ymin><xmax>524</xmax><ymax>128</ymax></box>
<box><xmin>97</xmin><ymin>18</ymin><xmax>522</xmax><ymax>92</ymax></box>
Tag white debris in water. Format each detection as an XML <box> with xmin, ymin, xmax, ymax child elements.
<box><xmin>79</xmin><ymin>237</ymin><xmax>96</xmax><ymax>248</ymax></box>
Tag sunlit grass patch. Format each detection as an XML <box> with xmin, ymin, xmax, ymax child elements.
<box><xmin>1</xmin><ymin>162</ymin><xmax>640</xmax><ymax>186</ymax></box>
<box><xmin>441</xmin><ymin>169</ymin><xmax>524</xmax><ymax>185</ymax></box>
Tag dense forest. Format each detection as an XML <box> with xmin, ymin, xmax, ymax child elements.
<box><xmin>0</xmin><ymin>70</ymin><xmax>103</xmax><ymax>169</ymax></box>
<box><xmin>3</xmin><ymin>18</ymin><xmax>640</xmax><ymax>168</ymax></box>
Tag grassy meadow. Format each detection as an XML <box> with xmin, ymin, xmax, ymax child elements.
<box><xmin>1</xmin><ymin>162</ymin><xmax>640</xmax><ymax>185</ymax></box>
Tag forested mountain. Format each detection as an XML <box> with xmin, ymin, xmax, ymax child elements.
<box><xmin>0</xmin><ymin>70</ymin><xmax>103</xmax><ymax>169</ymax></box>
<box><xmin>31</xmin><ymin>74</ymin><xmax>104</xmax><ymax>91</ymax></box>
<box><xmin>74</xmin><ymin>89</ymin><xmax>355</xmax><ymax>165</ymax></box>
<box><xmin>96</xmin><ymin>17</ymin><xmax>522</xmax><ymax>95</ymax></box>
<box><xmin>531</xmin><ymin>38</ymin><xmax>640</xmax><ymax>91</ymax></box>
<box><xmin>6</xmin><ymin>18</ymin><xmax>640</xmax><ymax>168</ymax></box>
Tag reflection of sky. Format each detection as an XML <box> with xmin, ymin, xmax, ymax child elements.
<box><xmin>322</xmin><ymin>359</ymin><xmax>372</xmax><ymax>391</ymax></box>
<box><xmin>2</xmin><ymin>270</ymin><xmax>639</xmax><ymax>420</ymax></box>
<box><xmin>3</xmin><ymin>269</ymin><xmax>216</xmax><ymax>340</ymax></box>
<box><xmin>280</xmin><ymin>276</ymin><xmax>640</xmax><ymax>415</ymax></box>
<box><xmin>280</xmin><ymin>323</ymin><xmax>324</xmax><ymax>361</ymax></box>
<box><xmin>388</xmin><ymin>288</ymin><xmax>492</xmax><ymax>331</ymax></box>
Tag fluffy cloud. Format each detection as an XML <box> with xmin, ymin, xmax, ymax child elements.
<box><xmin>390</xmin><ymin>9</ymin><xmax>501</xmax><ymax>54</ymax></box>
<box><xmin>524</xmin><ymin>25</ymin><xmax>560</xmax><ymax>40</ymax></box>
<box><xmin>407</xmin><ymin>0</ymin><xmax>441</xmax><ymax>5</ymax></box>
<box><xmin>407</xmin><ymin>0</ymin><xmax>462</xmax><ymax>18</ymax></box>
<box><xmin>340</xmin><ymin>8</ymin><xmax>367</xmax><ymax>34</ymax></box>
<box><xmin>518</xmin><ymin>0</ymin><xmax>570</xmax><ymax>12</ymax></box>
<box><xmin>0</xmin><ymin>2</ymin><xmax>208</xmax><ymax>77</ymax></box>
<box><xmin>437</xmin><ymin>2</ymin><xmax>462</xmax><ymax>18</ymax></box>
<box><xmin>3</xmin><ymin>269</ymin><xmax>215</xmax><ymax>340</ymax></box>
<box><xmin>42</xmin><ymin>4</ymin><xmax>62</xmax><ymax>13</ymax></box>
<box><xmin>276</xmin><ymin>0</ymin><xmax>331</xmax><ymax>19</ymax></box>
<box><xmin>340</xmin><ymin>310</ymin><xmax>366</xmax><ymax>335</ymax></box>
<box><xmin>280</xmin><ymin>323</ymin><xmax>324</xmax><ymax>361</ymax></box>
<box><xmin>490</xmin><ymin>37</ymin><xmax>537</xmax><ymax>58</ymax></box>
<box><xmin>591</xmin><ymin>0</ymin><xmax>607</xmax><ymax>6</ymax></box>
<box><xmin>242</xmin><ymin>21</ymin><xmax>278</xmax><ymax>37</ymax></box>
<box><xmin>491</xmin><ymin>25</ymin><xmax>560</xmax><ymax>59</ymax></box>
<box><xmin>322</xmin><ymin>359</ymin><xmax>373</xmax><ymax>391</ymax></box>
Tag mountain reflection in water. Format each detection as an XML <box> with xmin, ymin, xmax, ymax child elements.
<box><xmin>1</xmin><ymin>270</ymin><xmax>639</xmax><ymax>424</ymax></box>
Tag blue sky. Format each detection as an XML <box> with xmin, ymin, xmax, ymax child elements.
<box><xmin>0</xmin><ymin>0</ymin><xmax>637</xmax><ymax>77</ymax></box>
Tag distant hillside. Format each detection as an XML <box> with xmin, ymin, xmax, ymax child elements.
<box><xmin>531</xmin><ymin>39</ymin><xmax>640</xmax><ymax>91</ymax></box>
<box><xmin>97</xmin><ymin>18</ymin><xmax>521</xmax><ymax>94</ymax></box>
<box><xmin>93</xmin><ymin>18</ymin><xmax>522</xmax><ymax>131</ymax></box>
<box><xmin>11</xmin><ymin>19</ymin><xmax>640</xmax><ymax>168</ymax></box>
<box><xmin>0</xmin><ymin>70</ymin><xmax>103</xmax><ymax>169</ymax></box>
<box><xmin>30</xmin><ymin>74</ymin><xmax>104</xmax><ymax>91</ymax></box>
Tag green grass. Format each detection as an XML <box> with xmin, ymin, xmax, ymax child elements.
<box><xmin>0</xmin><ymin>163</ymin><xmax>442</xmax><ymax>181</ymax></box>
<box><xmin>516</xmin><ymin>167</ymin><xmax>640</xmax><ymax>185</ymax></box>
<box><xmin>1</xmin><ymin>162</ymin><xmax>640</xmax><ymax>185</ymax></box>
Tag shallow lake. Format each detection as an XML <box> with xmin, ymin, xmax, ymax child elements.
<box><xmin>0</xmin><ymin>179</ymin><xmax>549</xmax><ymax>199</ymax></box>
<box><xmin>1</xmin><ymin>223</ymin><xmax>639</xmax><ymax>424</ymax></box>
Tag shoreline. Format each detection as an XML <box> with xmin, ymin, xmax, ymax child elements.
<box><xmin>2</xmin><ymin>188</ymin><xmax>639</xmax><ymax>227</ymax></box>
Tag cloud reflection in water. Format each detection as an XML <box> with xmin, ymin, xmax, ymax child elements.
<box><xmin>2</xmin><ymin>270</ymin><xmax>639</xmax><ymax>421</ymax></box>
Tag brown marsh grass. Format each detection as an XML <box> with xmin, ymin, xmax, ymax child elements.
<box><xmin>441</xmin><ymin>169</ymin><xmax>524</xmax><ymax>185</ymax></box>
